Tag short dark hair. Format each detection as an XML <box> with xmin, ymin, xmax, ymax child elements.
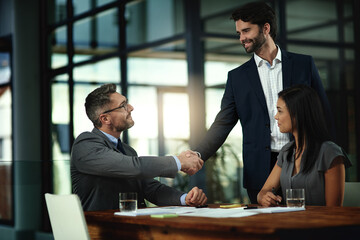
<box><xmin>231</xmin><ymin>2</ymin><xmax>277</xmax><ymax>40</ymax></box>
<box><xmin>278</xmin><ymin>85</ymin><xmax>330</xmax><ymax>173</ymax></box>
<box><xmin>85</xmin><ymin>83</ymin><xmax>117</xmax><ymax>127</ymax></box>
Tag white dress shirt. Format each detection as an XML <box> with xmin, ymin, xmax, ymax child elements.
<box><xmin>254</xmin><ymin>46</ymin><xmax>289</xmax><ymax>152</ymax></box>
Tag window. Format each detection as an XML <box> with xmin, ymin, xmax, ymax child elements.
<box><xmin>0</xmin><ymin>39</ymin><xmax>13</xmax><ymax>224</ymax></box>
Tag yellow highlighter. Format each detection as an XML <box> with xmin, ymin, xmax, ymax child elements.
<box><xmin>220</xmin><ymin>204</ymin><xmax>245</xmax><ymax>208</ymax></box>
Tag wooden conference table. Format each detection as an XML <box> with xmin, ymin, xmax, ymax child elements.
<box><xmin>85</xmin><ymin>205</ymin><xmax>360</xmax><ymax>240</ymax></box>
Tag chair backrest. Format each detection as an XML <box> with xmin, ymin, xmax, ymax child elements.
<box><xmin>343</xmin><ymin>182</ymin><xmax>360</xmax><ymax>207</ymax></box>
<box><xmin>45</xmin><ymin>193</ymin><xmax>90</xmax><ymax>240</ymax></box>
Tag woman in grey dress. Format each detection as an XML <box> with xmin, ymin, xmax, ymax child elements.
<box><xmin>257</xmin><ymin>85</ymin><xmax>351</xmax><ymax>206</ymax></box>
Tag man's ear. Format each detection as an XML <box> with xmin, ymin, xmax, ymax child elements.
<box><xmin>263</xmin><ymin>23</ymin><xmax>271</xmax><ymax>35</ymax></box>
<box><xmin>99</xmin><ymin>114</ymin><xmax>110</xmax><ymax>125</ymax></box>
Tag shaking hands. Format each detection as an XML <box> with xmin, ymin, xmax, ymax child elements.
<box><xmin>177</xmin><ymin>150</ymin><xmax>204</xmax><ymax>176</ymax></box>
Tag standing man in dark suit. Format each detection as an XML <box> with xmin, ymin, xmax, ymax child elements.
<box><xmin>195</xmin><ymin>2</ymin><xmax>334</xmax><ymax>203</ymax></box>
<box><xmin>71</xmin><ymin>84</ymin><xmax>207</xmax><ymax>211</ymax></box>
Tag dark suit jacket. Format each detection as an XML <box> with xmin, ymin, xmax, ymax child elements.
<box><xmin>71</xmin><ymin>128</ymin><xmax>184</xmax><ymax>211</ymax></box>
<box><xmin>196</xmin><ymin>50</ymin><xmax>334</xmax><ymax>190</ymax></box>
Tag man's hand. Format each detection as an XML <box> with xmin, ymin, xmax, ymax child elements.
<box><xmin>177</xmin><ymin>150</ymin><xmax>204</xmax><ymax>175</ymax></box>
<box><xmin>185</xmin><ymin>187</ymin><xmax>207</xmax><ymax>207</ymax></box>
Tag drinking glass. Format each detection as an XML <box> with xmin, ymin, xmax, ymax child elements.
<box><xmin>119</xmin><ymin>192</ymin><xmax>137</xmax><ymax>212</ymax></box>
<box><xmin>286</xmin><ymin>189</ymin><xmax>305</xmax><ymax>208</ymax></box>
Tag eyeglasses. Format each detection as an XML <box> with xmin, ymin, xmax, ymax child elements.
<box><xmin>102</xmin><ymin>100</ymin><xmax>128</xmax><ymax>114</ymax></box>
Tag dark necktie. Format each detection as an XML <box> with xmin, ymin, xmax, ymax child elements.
<box><xmin>117</xmin><ymin>139</ymin><xmax>126</xmax><ymax>154</ymax></box>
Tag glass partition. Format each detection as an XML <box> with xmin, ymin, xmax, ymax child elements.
<box><xmin>73</xmin><ymin>9</ymin><xmax>119</xmax><ymax>63</ymax></box>
<box><xmin>204</xmin><ymin>60</ymin><xmax>248</xmax><ymax>204</ymax></box>
<box><xmin>0</xmin><ymin>48</ymin><xmax>13</xmax><ymax>223</ymax></box>
<box><xmin>126</xmin><ymin>0</ymin><xmax>185</xmax><ymax>47</ymax></box>
<box><xmin>128</xmin><ymin>86</ymin><xmax>159</xmax><ymax>155</ymax></box>
<box><xmin>286</xmin><ymin>0</ymin><xmax>338</xmax><ymax>42</ymax></box>
<box><xmin>51</xmin><ymin>26</ymin><xmax>68</xmax><ymax>69</ymax></box>
<box><xmin>128</xmin><ymin>57</ymin><xmax>187</xmax><ymax>86</ymax></box>
<box><xmin>73</xmin><ymin>57</ymin><xmax>120</xmax><ymax>83</ymax></box>
<box><xmin>200</xmin><ymin>0</ymin><xmax>248</xmax><ymax>18</ymax></box>
<box><xmin>73</xmin><ymin>0</ymin><xmax>115</xmax><ymax>16</ymax></box>
<box><xmin>51</xmin><ymin>80</ymin><xmax>71</xmax><ymax>194</ymax></box>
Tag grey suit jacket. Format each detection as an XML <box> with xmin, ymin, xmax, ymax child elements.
<box><xmin>71</xmin><ymin>128</ymin><xmax>184</xmax><ymax>211</ymax></box>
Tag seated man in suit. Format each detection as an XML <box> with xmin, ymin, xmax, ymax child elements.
<box><xmin>71</xmin><ymin>84</ymin><xmax>207</xmax><ymax>211</ymax></box>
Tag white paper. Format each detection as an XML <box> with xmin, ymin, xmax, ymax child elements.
<box><xmin>245</xmin><ymin>207</ymin><xmax>306</xmax><ymax>214</ymax></box>
<box><xmin>114</xmin><ymin>206</ymin><xmax>195</xmax><ymax>216</ymax></box>
<box><xmin>177</xmin><ymin>207</ymin><xmax>259</xmax><ymax>218</ymax></box>
<box><xmin>114</xmin><ymin>206</ymin><xmax>305</xmax><ymax>217</ymax></box>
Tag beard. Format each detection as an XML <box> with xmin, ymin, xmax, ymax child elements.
<box><xmin>242</xmin><ymin>31</ymin><xmax>266</xmax><ymax>53</ymax></box>
<box><xmin>115</xmin><ymin>116</ymin><xmax>135</xmax><ymax>132</ymax></box>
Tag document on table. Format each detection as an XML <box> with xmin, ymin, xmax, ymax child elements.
<box><xmin>176</xmin><ymin>207</ymin><xmax>305</xmax><ymax>218</ymax></box>
<box><xmin>114</xmin><ymin>206</ymin><xmax>196</xmax><ymax>216</ymax></box>
<box><xmin>114</xmin><ymin>206</ymin><xmax>305</xmax><ymax>218</ymax></box>
<box><xmin>177</xmin><ymin>207</ymin><xmax>259</xmax><ymax>218</ymax></box>
<box><xmin>247</xmin><ymin>207</ymin><xmax>306</xmax><ymax>214</ymax></box>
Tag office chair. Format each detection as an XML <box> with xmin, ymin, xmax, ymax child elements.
<box><xmin>45</xmin><ymin>193</ymin><xmax>90</xmax><ymax>240</ymax></box>
<box><xmin>343</xmin><ymin>182</ymin><xmax>360</xmax><ymax>207</ymax></box>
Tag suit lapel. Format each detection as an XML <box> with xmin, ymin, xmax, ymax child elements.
<box><xmin>92</xmin><ymin>128</ymin><xmax>145</xmax><ymax>205</ymax></box>
<box><xmin>246</xmin><ymin>57</ymin><xmax>268</xmax><ymax>112</ymax></box>
<box><xmin>282</xmin><ymin>50</ymin><xmax>292</xmax><ymax>89</ymax></box>
<box><xmin>92</xmin><ymin>128</ymin><xmax>119</xmax><ymax>152</ymax></box>
<box><xmin>92</xmin><ymin>128</ymin><xmax>136</xmax><ymax>156</ymax></box>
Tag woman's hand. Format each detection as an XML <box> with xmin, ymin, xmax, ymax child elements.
<box><xmin>258</xmin><ymin>190</ymin><xmax>282</xmax><ymax>207</ymax></box>
<box><xmin>257</xmin><ymin>164</ymin><xmax>282</xmax><ymax>207</ymax></box>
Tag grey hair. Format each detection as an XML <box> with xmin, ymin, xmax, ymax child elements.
<box><xmin>85</xmin><ymin>84</ymin><xmax>117</xmax><ymax>127</ymax></box>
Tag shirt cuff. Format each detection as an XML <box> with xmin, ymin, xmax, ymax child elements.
<box><xmin>173</xmin><ymin>156</ymin><xmax>181</xmax><ymax>171</ymax></box>
<box><xmin>180</xmin><ymin>193</ymin><xmax>187</xmax><ymax>205</ymax></box>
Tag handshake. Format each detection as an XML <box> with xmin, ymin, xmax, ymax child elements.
<box><xmin>177</xmin><ymin>150</ymin><xmax>204</xmax><ymax>176</ymax></box>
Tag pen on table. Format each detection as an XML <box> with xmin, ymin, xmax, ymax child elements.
<box><xmin>196</xmin><ymin>204</ymin><xmax>208</xmax><ymax>208</ymax></box>
<box><xmin>244</xmin><ymin>206</ymin><xmax>258</xmax><ymax>210</ymax></box>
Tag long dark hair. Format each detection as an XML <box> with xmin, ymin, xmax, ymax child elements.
<box><xmin>278</xmin><ymin>85</ymin><xmax>330</xmax><ymax>173</ymax></box>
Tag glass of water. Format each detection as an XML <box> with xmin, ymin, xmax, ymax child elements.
<box><xmin>286</xmin><ymin>189</ymin><xmax>305</xmax><ymax>208</ymax></box>
<box><xmin>119</xmin><ymin>192</ymin><xmax>137</xmax><ymax>212</ymax></box>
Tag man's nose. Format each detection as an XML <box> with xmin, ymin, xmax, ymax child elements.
<box><xmin>239</xmin><ymin>34</ymin><xmax>246</xmax><ymax>43</ymax></box>
<box><xmin>128</xmin><ymin>103</ymin><xmax>134</xmax><ymax>111</ymax></box>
